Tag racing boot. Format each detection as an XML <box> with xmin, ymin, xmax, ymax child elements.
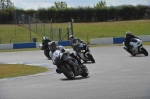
<box><xmin>56</xmin><ymin>68</ymin><xmax>62</xmax><ymax>74</ymax></box>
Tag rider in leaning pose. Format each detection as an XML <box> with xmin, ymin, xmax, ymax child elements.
<box><xmin>124</xmin><ymin>31</ymin><xmax>139</xmax><ymax>55</ymax></box>
<box><xmin>42</xmin><ymin>36</ymin><xmax>51</xmax><ymax>50</ymax></box>
<box><xmin>48</xmin><ymin>41</ymin><xmax>85</xmax><ymax>74</ymax></box>
<box><xmin>69</xmin><ymin>35</ymin><xmax>86</xmax><ymax>64</ymax></box>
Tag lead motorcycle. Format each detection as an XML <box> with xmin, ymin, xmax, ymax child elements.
<box><xmin>123</xmin><ymin>38</ymin><xmax>148</xmax><ymax>56</ymax></box>
<box><xmin>39</xmin><ymin>43</ymin><xmax>51</xmax><ymax>59</ymax></box>
<box><xmin>75</xmin><ymin>42</ymin><xmax>95</xmax><ymax>63</ymax></box>
<box><xmin>53</xmin><ymin>49</ymin><xmax>89</xmax><ymax>79</ymax></box>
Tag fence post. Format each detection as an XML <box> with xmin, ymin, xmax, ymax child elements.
<box><xmin>70</xmin><ymin>18</ymin><xmax>74</xmax><ymax>35</ymax></box>
<box><xmin>29</xmin><ymin>16</ymin><xmax>32</xmax><ymax>42</ymax></box>
<box><xmin>50</xmin><ymin>19</ymin><xmax>53</xmax><ymax>40</ymax></box>
<box><xmin>58</xmin><ymin>28</ymin><xmax>61</xmax><ymax>41</ymax></box>
<box><xmin>67</xmin><ymin>28</ymin><xmax>69</xmax><ymax>40</ymax></box>
<box><xmin>43</xmin><ymin>23</ymin><xmax>45</xmax><ymax>36</ymax></box>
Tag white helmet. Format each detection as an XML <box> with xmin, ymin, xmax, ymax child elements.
<box><xmin>43</xmin><ymin>36</ymin><xmax>48</xmax><ymax>40</ymax></box>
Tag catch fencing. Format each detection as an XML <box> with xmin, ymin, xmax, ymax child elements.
<box><xmin>0</xmin><ymin>11</ymin><xmax>73</xmax><ymax>44</ymax></box>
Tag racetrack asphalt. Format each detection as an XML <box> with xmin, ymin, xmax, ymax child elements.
<box><xmin>0</xmin><ymin>46</ymin><xmax>150</xmax><ymax>99</ymax></box>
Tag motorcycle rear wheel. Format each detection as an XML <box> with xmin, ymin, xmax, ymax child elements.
<box><xmin>87</xmin><ymin>53</ymin><xmax>95</xmax><ymax>63</ymax></box>
<box><xmin>60</xmin><ymin>64</ymin><xmax>75</xmax><ymax>80</ymax></box>
<box><xmin>141</xmin><ymin>48</ymin><xmax>148</xmax><ymax>56</ymax></box>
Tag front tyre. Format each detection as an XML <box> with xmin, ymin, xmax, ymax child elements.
<box><xmin>87</xmin><ymin>53</ymin><xmax>95</xmax><ymax>63</ymax></box>
<box><xmin>81</xmin><ymin>66</ymin><xmax>89</xmax><ymax>77</ymax></box>
<box><xmin>60</xmin><ymin>64</ymin><xmax>75</xmax><ymax>80</ymax></box>
<box><xmin>44</xmin><ymin>50</ymin><xmax>51</xmax><ymax>59</ymax></box>
<box><xmin>141</xmin><ymin>48</ymin><xmax>148</xmax><ymax>56</ymax></box>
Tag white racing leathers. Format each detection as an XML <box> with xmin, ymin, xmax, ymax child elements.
<box><xmin>49</xmin><ymin>45</ymin><xmax>70</xmax><ymax>65</ymax></box>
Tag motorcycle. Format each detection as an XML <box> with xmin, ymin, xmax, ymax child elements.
<box><xmin>53</xmin><ymin>50</ymin><xmax>89</xmax><ymax>79</ymax></box>
<box><xmin>75</xmin><ymin>42</ymin><xmax>95</xmax><ymax>63</ymax></box>
<box><xmin>123</xmin><ymin>38</ymin><xmax>148</xmax><ymax>56</ymax></box>
<box><xmin>39</xmin><ymin>43</ymin><xmax>51</xmax><ymax>59</ymax></box>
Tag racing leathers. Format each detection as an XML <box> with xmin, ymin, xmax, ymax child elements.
<box><xmin>70</xmin><ymin>38</ymin><xmax>86</xmax><ymax>64</ymax></box>
<box><xmin>124</xmin><ymin>35</ymin><xmax>139</xmax><ymax>55</ymax></box>
<box><xmin>42</xmin><ymin>39</ymin><xmax>51</xmax><ymax>50</ymax></box>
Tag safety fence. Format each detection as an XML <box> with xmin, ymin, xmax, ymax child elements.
<box><xmin>1</xmin><ymin>35</ymin><xmax>150</xmax><ymax>50</ymax></box>
<box><xmin>0</xmin><ymin>11</ymin><xmax>73</xmax><ymax>44</ymax></box>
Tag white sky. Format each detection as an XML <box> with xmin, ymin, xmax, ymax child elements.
<box><xmin>11</xmin><ymin>0</ymin><xmax>150</xmax><ymax>10</ymax></box>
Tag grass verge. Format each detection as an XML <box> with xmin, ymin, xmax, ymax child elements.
<box><xmin>0</xmin><ymin>64</ymin><xmax>48</xmax><ymax>79</ymax></box>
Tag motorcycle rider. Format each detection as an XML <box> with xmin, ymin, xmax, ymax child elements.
<box><xmin>69</xmin><ymin>35</ymin><xmax>86</xmax><ymax>64</ymax></box>
<box><xmin>48</xmin><ymin>41</ymin><xmax>85</xmax><ymax>74</ymax></box>
<box><xmin>124</xmin><ymin>31</ymin><xmax>139</xmax><ymax>55</ymax></box>
<box><xmin>42</xmin><ymin>36</ymin><xmax>51</xmax><ymax>50</ymax></box>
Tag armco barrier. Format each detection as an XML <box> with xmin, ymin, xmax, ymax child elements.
<box><xmin>0</xmin><ymin>36</ymin><xmax>150</xmax><ymax>50</ymax></box>
<box><xmin>13</xmin><ymin>43</ymin><xmax>36</xmax><ymax>49</ymax></box>
<box><xmin>0</xmin><ymin>41</ymin><xmax>70</xmax><ymax>50</ymax></box>
<box><xmin>58</xmin><ymin>41</ymin><xmax>71</xmax><ymax>46</ymax></box>
<box><xmin>90</xmin><ymin>38</ymin><xmax>113</xmax><ymax>44</ymax></box>
<box><xmin>0</xmin><ymin>43</ymin><xmax>13</xmax><ymax>49</ymax></box>
<box><xmin>113</xmin><ymin>37</ymin><xmax>125</xmax><ymax>44</ymax></box>
<box><xmin>137</xmin><ymin>35</ymin><xmax>150</xmax><ymax>42</ymax></box>
<box><xmin>90</xmin><ymin>35</ymin><xmax>150</xmax><ymax>44</ymax></box>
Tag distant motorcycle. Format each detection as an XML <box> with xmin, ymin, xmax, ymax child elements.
<box><xmin>39</xmin><ymin>43</ymin><xmax>51</xmax><ymax>59</ymax></box>
<box><xmin>75</xmin><ymin>42</ymin><xmax>95</xmax><ymax>63</ymax></box>
<box><xmin>123</xmin><ymin>38</ymin><xmax>148</xmax><ymax>56</ymax></box>
<box><xmin>53</xmin><ymin>50</ymin><xmax>89</xmax><ymax>79</ymax></box>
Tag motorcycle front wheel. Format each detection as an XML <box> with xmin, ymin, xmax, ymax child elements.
<box><xmin>141</xmin><ymin>48</ymin><xmax>148</xmax><ymax>56</ymax></box>
<box><xmin>80</xmin><ymin>66</ymin><xmax>89</xmax><ymax>77</ymax></box>
<box><xmin>60</xmin><ymin>64</ymin><xmax>75</xmax><ymax>80</ymax></box>
<box><xmin>44</xmin><ymin>50</ymin><xmax>51</xmax><ymax>59</ymax></box>
<box><xmin>87</xmin><ymin>53</ymin><xmax>95</xmax><ymax>63</ymax></box>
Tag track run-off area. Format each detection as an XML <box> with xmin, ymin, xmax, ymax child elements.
<box><xmin>0</xmin><ymin>46</ymin><xmax>150</xmax><ymax>99</ymax></box>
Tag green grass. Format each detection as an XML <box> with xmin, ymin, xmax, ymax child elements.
<box><xmin>0</xmin><ymin>20</ymin><xmax>150</xmax><ymax>44</ymax></box>
<box><xmin>73</xmin><ymin>20</ymin><xmax>150</xmax><ymax>42</ymax></box>
<box><xmin>0</xmin><ymin>64</ymin><xmax>48</xmax><ymax>79</ymax></box>
<box><xmin>0</xmin><ymin>20</ymin><xmax>150</xmax><ymax>79</ymax></box>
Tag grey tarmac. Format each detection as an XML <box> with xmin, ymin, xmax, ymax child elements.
<box><xmin>0</xmin><ymin>46</ymin><xmax>150</xmax><ymax>99</ymax></box>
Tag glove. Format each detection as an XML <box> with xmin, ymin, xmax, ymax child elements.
<box><xmin>53</xmin><ymin>61</ymin><xmax>56</xmax><ymax>65</ymax></box>
<box><xmin>61</xmin><ymin>49</ymin><xmax>65</xmax><ymax>52</ymax></box>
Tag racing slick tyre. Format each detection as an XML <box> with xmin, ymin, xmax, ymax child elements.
<box><xmin>60</xmin><ymin>64</ymin><xmax>75</xmax><ymax>80</ymax></box>
<box><xmin>80</xmin><ymin>66</ymin><xmax>89</xmax><ymax>77</ymax></box>
<box><xmin>87</xmin><ymin>53</ymin><xmax>95</xmax><ymax>63</ymax></box>
<box><xmin>141</xmin><ymin>48</ymin><xmax>148</xmax><ymax>56</ymax></box>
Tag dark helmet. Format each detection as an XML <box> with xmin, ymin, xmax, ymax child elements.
<box><xmin>126</xmin><ymin>31</ymin><xmax>132</xmax><ymax>38</ymax></box>
<box><xmin>126</xmin><ymin>31</ymin><xmax>132</xmax><ymax>36</ymax></box>
<box><xmin>48</xmin><ymin>41</ymin><xmax>57</xmax><ymax>52</ymax></box>
<box><xmin>43</xmin><ymin>36</ymin><xmax>48</xmax><ymax>40</ymax></box>
<box><xmin>69</xmin><ymin>35</ymin><xmax>75</xmax><ymax>41</ymax></box>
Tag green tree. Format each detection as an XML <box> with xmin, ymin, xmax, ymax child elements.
<box><xmin>51</xmin><ymin>1</ymin><xmax>67</xmax><ymax>10</ymax></box>
<box><xmin>94</xmin><ymin>0</ymin><xmax>106</xmax><ymax>8</ymax></box>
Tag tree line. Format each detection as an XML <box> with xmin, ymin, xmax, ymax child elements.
<box><xmin>0</xmin><ymin>1</ymin><xmax>150</xmax><ymax>24</ymax></box>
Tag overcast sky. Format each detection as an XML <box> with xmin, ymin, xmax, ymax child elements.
<box><xmin>11</xmin><ymin>0</ymin><xmax>150</xmax><ymax>10</ymax></box>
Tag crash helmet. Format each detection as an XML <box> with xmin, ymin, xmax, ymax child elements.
<box><xmin>48</xmin><ymin>41</ymin><xmax>57</xmax><ymax>52</ymax></box>
<box><xmin>43</xmin><ymin>36</ymin><xmax>48</xmax><ymax>41</ymax></box>
<box><xmin>69</xmin><ymin>35</ymin><xmax>75</xmax><ymax>42</ymax></box>
<box><xmin>126</xmin><ymin>31</ymin><xmax>132</xmax><ymax>38</ymax></box>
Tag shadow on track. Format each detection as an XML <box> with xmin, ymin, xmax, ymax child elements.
<box><xmin>60</xmin><ymin>76</ymin><xmax>90</xmax><ymax>81</ymax></box>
